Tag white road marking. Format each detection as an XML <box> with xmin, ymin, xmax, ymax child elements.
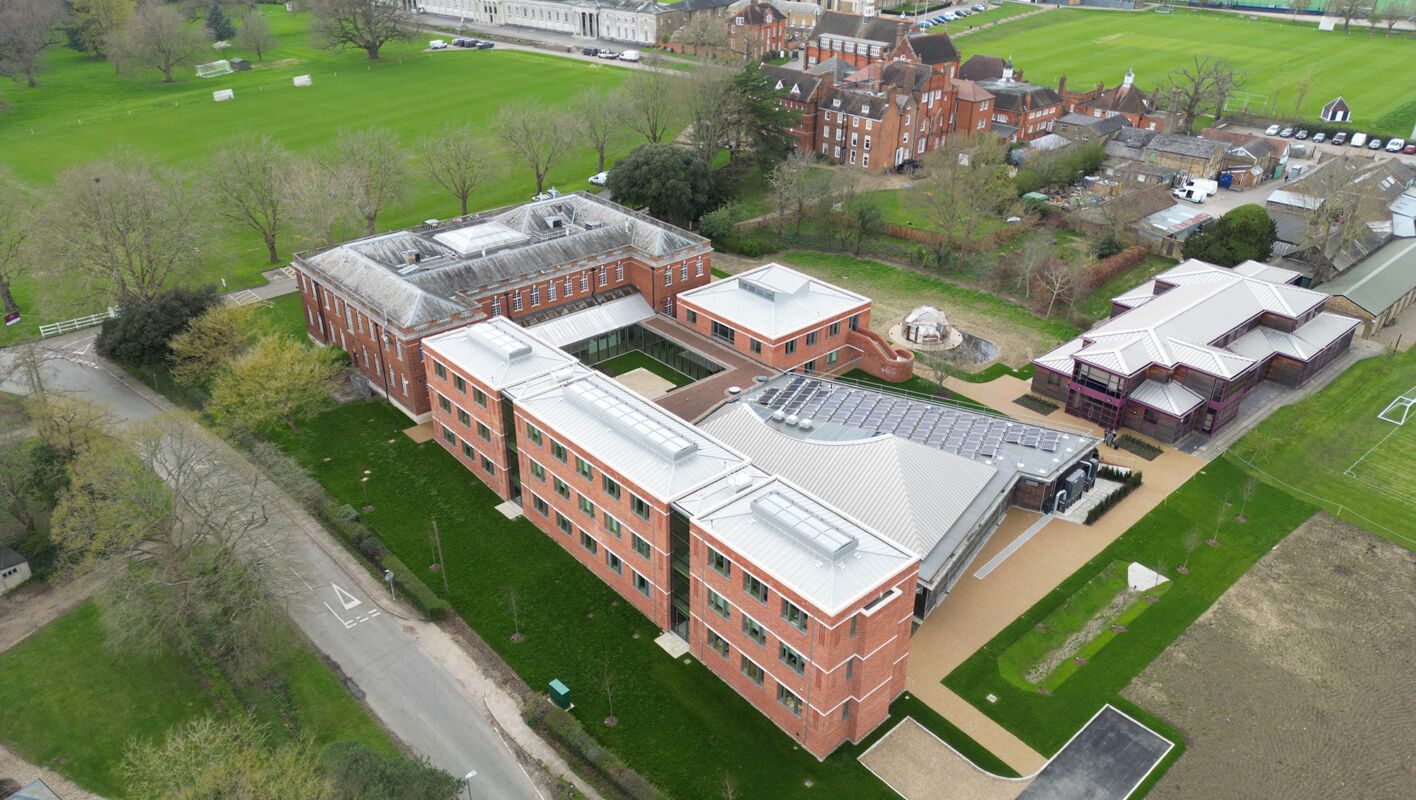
<box><xmin>323</xmin><ymin>602</ymin><xmax>357</xmax><ymax>629</ymax></box>
<box><xmin>332</xmin><ymin>582</ymin><xmax>363</xmax><ymax>610</ymax></box>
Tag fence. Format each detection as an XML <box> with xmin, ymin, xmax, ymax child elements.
<box><xmin>39</xmin><ymin>307</ymin><xmax>119</xmax><ymax>338</ymax></box>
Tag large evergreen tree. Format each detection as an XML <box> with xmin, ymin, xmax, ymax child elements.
<box><xmin>1181</xmin><ymin>203</ymin><xmax>1277</xmax><ymax>267</ymax></box>
<box><xmin>605</xmin><ymin>144</ymin><xmax>714</xmax><ymax>227</ymax></box>
<box><xmin>205</xmin><ymin>2</ymin><xmax>235</xmax><ymax>42</ymax></box>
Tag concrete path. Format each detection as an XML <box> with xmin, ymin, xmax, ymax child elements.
<box><xmin>0</xmin><ymin>333</ymin><xmax>601</xmax><ymax>800</ymax></box>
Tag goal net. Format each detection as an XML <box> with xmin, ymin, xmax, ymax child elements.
<box><xmin>196</xmin><ymin>60</ymin><xmax>233</xmax><ymax>78</ymax></box>
<box><xmin>1377</xmin><ymin>387</ymin><xmax>1416</xmax><ymax>425</ymax></box>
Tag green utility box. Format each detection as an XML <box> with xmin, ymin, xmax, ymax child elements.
<box><xmin>549</xmin><ymin>679</ymin><xmax>571</xmax><ymax>710</ymax></box>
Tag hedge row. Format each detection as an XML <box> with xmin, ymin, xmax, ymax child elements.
<box><xmin>321</xmin><ymin>503</ymin><xmax>452</xmax><ymax>621</ymax></box>
<box><xmin>522</xmin><ymin>695</ymin><xmax>665</xmax><ymax>800</ymax></box>
<box><xmin>1085</xmin><ymin>245</ymin><xmax>1149</xmax><ymax>291</ymax></box>
<box><xmin>1085</xmin><ymin>469</ymin><xmax>1144</xmax><ymax>525</ymax></box>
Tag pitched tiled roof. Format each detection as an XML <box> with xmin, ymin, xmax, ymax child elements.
<box><xmin>811</xmin><ymin>10</ymin><xmax>910</xmax><ymax>46</ymax></box>
<box><xmin>762</xmin><ymin>64</ymin><xmax>824</xmax><ymax>101</ymax></box>
<box><xmin>951</xmin><ymin>78</ymin><xmax>994</xmax><ymax>103</ymax></box>
<box><xmin>958</xmin><ymin>54</ymin><xmax>1007</xmax><ymax>81</ymax></box>
<box><xmin>821</xmin><ymin>86</ymin><xmax>886</xmax><ymax>121</ymax></box>
<box><xmin>974</xmin><ymin>79</ymin><xmax>1062</xmax><ymax>113</ymax></box>
<box><xmin>901</xmin><ymin>32</ymin><xmax>960</xmax><ymax>66</ymax></box>
<box><xmin>1144</xmin><ymin>134</ymin><xmax>1225</xmax><ymax>160</ymax></box>
<box><xmin>1059</xmin><ymin>113</ymin><xmax>1129</xmax><ymax>136</ymax></box>
<box><xmin>1088</xmin><ymin>83</ymin><xmax>1152</xmax><ymax>116</ymax></box>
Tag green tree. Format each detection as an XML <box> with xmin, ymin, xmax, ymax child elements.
<box><xmin>730</xmin><ymin>63</ymin><xmax>797</xmax><ymax>169</ymax></box>
<box><xmin>168</xmin><ymin>302</ymin><xmax>261</xmax><ymax>388</ymax></box>
<box><xmin>64</xmin><ymin>0</ymin><xmax>134</xmax><ymax>59</ymax></box>
<box><xmin>1181</xmin><ymin>203</ymin><xmax>1277</xmax><ymax>266</ymax></box>
<box><xmin>321</xmin><ymin>740</ymin><xmax>460</xmax><ymax>800</ymax></box>
<box><xmin>204</xmin><ymin>2</ymin><xmax>234</xmax><ymax>41</ymax></box>
<box><xmin>605</xmin><ymin>143</ymin><xmax>714</xmax><ymax>227</ymax></box>
<box><xmin>208</xmin><ymin>335</ymin><xmax>343</xmax><ymax>434</ymax></box>
<box><xmin>95</xmin><ymin>286</ymin><xmax>220</xmax><ymax>371</ymax></box>
<box><xmin>307</xmin><ymin>0</ymin><xmax>414</xmax><ymax>60</ymax></box>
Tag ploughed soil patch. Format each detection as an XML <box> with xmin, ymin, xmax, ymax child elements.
<box><xmin>1122</xmin><ymin>513</ymin><xmax>1416</xmax><ymax>800</ymax></box>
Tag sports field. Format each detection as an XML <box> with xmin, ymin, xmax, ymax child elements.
<box><xmin>958</xmin><ymin>8</ymin><xmax>1416</xmax><ymax>134</ymax></box>
<box><xmin>1231</xmin><ymin>346</ymin><xmax>1416</xmax><ymax>551</ymax></box>
<box><xmin>0</xmin><ymin>12</ymin><xmax>632</xmax><ymax>340</ymax></box>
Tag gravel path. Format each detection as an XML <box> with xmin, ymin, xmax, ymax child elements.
<box><xmin>0</xmin><ymin>744</ymin><xmax>107</xmax><ymax>800</ymax></box>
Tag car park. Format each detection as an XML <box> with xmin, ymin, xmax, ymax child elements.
<box><xmin>582</xmin><ymin>46</ymin><xmax>598</xmax><ymax>55</ymax></box>
<box><xmin>1295</xmin><ymin>129</ymin><xmax>1309</xmax><ymax>140</ymax></box>
<box><xmin>1369</xmin><ymin>138</ymin><xmax>1383</xmax><ymax>150</ymax></box>
<box><xmin>1312</xmin><ymin>132</ymin><xmax>1326</xmax><ymax>143</ymax></box>
<box><xmin>1264</xmin><ymin>124</ymin><xmax>1282</xmax><ymax>136</ymax></box>
<box><xmin>1385</xmin><ymin>137</ymin><xmax>1405</xmax><ymax>152</ymax></box>
<box><xmin>1332</xmin><ymin>131</ymin><xmax>1347</xmax><ymax>145</ymax></box>
<box><xmin>589</xmin><ymin>171</ymin><xmax>609</xmax><ymax>186</ymax></box>
<box><xmin>1279</xmin><ymin>127</ymin><xmax>1294</xmax><ymax>138</ymax></box>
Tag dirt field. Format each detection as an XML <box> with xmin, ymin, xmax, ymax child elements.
<box><xmin>1123</xmin><ymin>513</ymin><xmax>1416</xmax><ymax>800</ymax></box>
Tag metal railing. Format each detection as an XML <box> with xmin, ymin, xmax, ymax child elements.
<box><xmin>39</xmin><ymin>307</ymin><xmax>119</xmax><ymax>338</ymax></box>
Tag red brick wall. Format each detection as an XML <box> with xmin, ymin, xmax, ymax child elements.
<box><xmin>848</xmin><ymin>328</ymin><xmax>914</xmax><ymax>383</ymax></box>
<box><xmin>422</xmin><ymin>351</ymin><xmax>510</xmax><ymax>498</ymax></box>
<box><xmin>675</xmin><ymin>298</ymin><xmax>870</xmax><ymax>371</ymax></box>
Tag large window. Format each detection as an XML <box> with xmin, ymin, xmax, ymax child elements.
<box><xmin>741</xmin><ymin>657</ymin><xmax>764</xmax><ymax>686</ymax></box>
<box><xmin>708</xmin><ymin>547</ymin><xmax>730</xmax><ymax>578</ymax></box>
<box><xmin>781</xmin><ymin>599</ymin><xmax>809</xmax><ymax>633</ymax></box>
<box><xmin>707</xmin><ymin>589</ymin><xmax>731</xmax><ymax>619</ymax></box>
<box><xmin>744</xmin><ymin>573</ymin><xmax>768</xmax><ymax>604</ymax></box>
<box><xmin>779</xmin><ymin>643</ymin><xmax>805</xmax><ymax>675</ymax></box>
<box><xmin>1075</xmin><ymin>364</ymin><xmax>1126</xmax><ymax>396</ymax></box>
<box><xmin>776</xmin><ymin>685</ymin><xmax>802</xmax><ymax>717</ymax></box>
<box><xmin>710</xmin><ymin>320</ymin><xmax>736</xmax><ymax>346</ymax></box>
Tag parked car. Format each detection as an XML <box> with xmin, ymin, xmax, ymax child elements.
<box><xmin>1369</xmin><ymin>137</ymin><xmax>1383</xmax><ymax>150</ymax></box>
<box><xmin>598</xmin><ymin>50</ymin><xmax>619</xmax><ymax>59</ymax></box>
<box><xmin>973</xmin><ymin>3</ymin><xmax>988</xmax><ymax>11</ymax></box>
<box><xmin>943</xmin><ymin>11</ymin><xmax>957</xmax><ymax>20</ymax></box>
<box><xmin>1312</xmin><ymin>131</ymin><xmax>1327</xmax><ymax>143</ymax></box>
<box><xmin>919</xmin><ymin>21</ymin><xmax>934</xmax><ymax>28</ymax></box>
<box><xmin>619</xmin><ymin>50</ymin><xmax>641</xmax><ymax>61</ymax></box>
<box><xmin>1331</xmin><ymin>131</ymin><xmax>1348</xmax><ymax>145</ymax></box>
<box><xmin>1350</xmin><ymin>131</ymin><xmax>1367</xmax><ymax>147</ymax></box>
<box><xmin>1404</xmin><ymin>143</ymin><xmax>1416</xmax><ymax>155</ymax></box>
<box><xmin>1279</xmin><ymin>127</ymin><xmax>1294</xmax><ymax>138</ymax></box>
<box><xmin>893</xmin><ymin>158</ymin><xmax>923</xmax><ymax>174</ymax></box>
<box><xmin>589</xmin><ymin>171</ymin><xmax>609</xmax><ymax>186</ymax></box>
<box><xmin>1264</xmin><ymin>123</ymin><xmax>1282</xmax><ymax>136</ymax></box>
<box><xmin>429</xmin><ymin>39</ymin><xmax>448</xmax><ymax>50</ymax></box>
<box><xmin>1295</xmin><ymin>129</ymin><xmax>1309</xmax><ymax>140</ymax></box>
<box><xmin>582</xmin><ymin>46</ymin><xmax>599</xmax><ymax>56</ymax></box>
<box><xmin>475</xmin><ymin>40</ymin><xmax>494</xmax><ymax>49</ymax></box>
<box><xmin>452</xmin><ymin>38</ymin><xmax>474</xmax><ymax>47</ymax></box>
<box><xmin>1385</xmin><ymin>137</ymin><xmax>1406</xmax><ymax>152</ymax></box>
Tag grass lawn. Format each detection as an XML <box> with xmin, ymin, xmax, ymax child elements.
<box><xmin>958</xmin><ymin>8</ymin><xmax>1416</xmax><ymax>135</ymax></box>
<box><xmin>251</xmin><ymin>293</ymin><xmax>313</xmax><ymax>343</ymax></box>
<box><xmin>0</xmin><ymin>12</ymin><xmax>634</xmax><ymax>344</ymax></box>
<box><xmin>1076</xmin><ymin>254</ymin><xmax>1178</xmax><ymax>322</ymax></box>
<box><xmin>0</xmin><ymin>601</ymin><xmax>395</xmax><ymax>796</ymax></box>
<box><xmin>595</xmin><ymin>351</ymin><xmax>694</xmax><ymax>388</ymax></box>
<box><xmin>1229</xmin><ymin>346</ymin><xmax>1416</xmax><ymax>551</ymax></box>
<box><xmin>268</xmin><ymin>400</ymin><xmax>992</xmax><ymax>799</ymax></box>
<box><xmin>944</xmin><ymin>456</ymin><xmax>1316</xmax><ymax>755</ymax></box>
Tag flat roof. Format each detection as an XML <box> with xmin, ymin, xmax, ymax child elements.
<box><xmin>676</xmin><ymin>263</ymin><xmax>868</xmax><ymax>340</ymax></box>
<box><xmin>422</xmin><ymin>316</ymin><xmax>576</xmax><ymax>392</ymax></box>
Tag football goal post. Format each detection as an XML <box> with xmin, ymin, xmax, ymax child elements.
<box><xmin>196</xmin><ymin>60</ymin><xmax>233</xmax><ymax>78</ymax></box>
<box><xmin>1377</xmin><ymin>387</ymin><xmax>1416</xmax><ymax>426</ymax></box>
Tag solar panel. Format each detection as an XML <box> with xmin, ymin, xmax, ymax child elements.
<box><xmin>1005</xmin><ymin>429</ymin><xmax>1022</xmax><ymax>444</ymax></box>
<box><xmin>979</xmin><ymin>443</ymin><xmax>998</xmax><ymax>458</ymax></box>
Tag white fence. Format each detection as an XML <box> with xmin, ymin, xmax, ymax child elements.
<box><xmin>39</xmin><ymin>307</ymin><xmax>119</xmax><ymax>338</ymax></box>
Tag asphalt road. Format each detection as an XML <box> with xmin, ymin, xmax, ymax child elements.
<box><xmin>0</xmin><ymin>333</ymin><xmax>542</xmax><ymax>800</ymax></box>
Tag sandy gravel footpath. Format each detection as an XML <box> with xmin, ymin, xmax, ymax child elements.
<box><xmin>860</xmin><ymin>718</ymin><xmax>1032</xmax><ymax>800</ymax></box>
<box><xmin>0</xmin><ymin>744</ymin><xmax>107</xmax><ymax>800</ymax></box>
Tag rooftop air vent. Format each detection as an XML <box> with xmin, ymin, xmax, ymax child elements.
<box><xmin>798</xmin><ymin>419</ymin><xmax>813</xmax><ymax>431</ymax></box>
<box><xmin>784</xmin><ymin>415</ymin><xmax>799</xmax><ymax>427</ymax></box>
<box><xmin>771</xmin><ymin>410</ymin><xmax>786</xmax><ymax>422</ymax></box>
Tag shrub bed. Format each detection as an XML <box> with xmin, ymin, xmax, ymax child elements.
<box><xmin>318</xmin><ymin>503</ymin><xmax>452</xmax><ymax>620</ymax></box>
<box><xmin>1115</xmin><ymin>434</ymin><xmax>1162</xmax><ymax>461</ymax></box>
<box><xmin>1014</xmin><ymin>393</ymin><xmax>1060</xmax><ymax>415</ymax></box>
<box><xmin>1085</xmin><ymin>469</ymin><xmax>1143</xmax><ymax>525</ymax></box>
<box><xmin>1085</xmin><ymin>246</ymin><xmax>1149</xmax><ymax>291</ymax></box>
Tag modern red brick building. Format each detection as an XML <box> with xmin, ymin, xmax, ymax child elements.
<box><xmin>1032</xmin><ymin>260</ymin><xmax>1359</xmax><ymax>443</ymax></box>
<box><xmin>421</xmin><ymin>318</ymin><xmax>919</xmax><ymax>758</ymax></box>
<box><xmin>291</xmin><ymin>193</ymin><xmax>711</xmax><ymax>419</ymax></box>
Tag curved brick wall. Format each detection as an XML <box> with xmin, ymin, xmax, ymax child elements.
<box><xmin>848</xmin><ymin>329</ymin><xmax>914</xmax><ymax>383</ymax></box>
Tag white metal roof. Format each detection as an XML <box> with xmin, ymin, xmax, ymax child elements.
<box><xmin>513</xmin><ymin>370</ymin><xmax>748</xmax><ymax>500</ymax></box>
<box><xmin>1128</xmin><ymin>380</ymin><xmax>1204</xmax><ymax>417</ymax></box>
<box><xmin>690</xmin><ymin>475</ymin><xmax>915</xmax><ymax>616</ymax></box>
<box><xmin>422</xmin><ymin>317</ymin><xmax>576</xmax><ymax>391</ymax></box>
<box><xmin>1035</xmin><ymin>337</ymin><xmax>1083</xmax><ymax>374</ymax></box>
<box><xmin>676</xmin><ymin>263</ymin><xmax>868</xmax><ymax>340</ymax></box>
<box><xmin>525</xmin><ymin>293</ymin><xmax>655</xmax><ymax>347</ymax></box>
<box><xmin>1228</xmin><ymin>312</ymin><xmax>1359</xmax><ymax>361</ymax></box>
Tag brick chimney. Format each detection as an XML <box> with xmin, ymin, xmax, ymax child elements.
<box><xmin>1058</xmin><ymin>74</ymin><xmax>1066</xmax><ymax>94</ymax></box>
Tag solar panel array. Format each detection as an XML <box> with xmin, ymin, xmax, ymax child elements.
<box><xmin>756</xmin><ymin>378</ymin><xmax>1065</xmax><ymax>460</ymax></box>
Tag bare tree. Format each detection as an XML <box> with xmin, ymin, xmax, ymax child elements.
<box><xmin>116</xmin><ymin>3</ymin><xmax>212</xmax><ymax>82</ymax></box>
<box><xmin>720</xmin><ymin>772</ymin><xmax>739</xmax><ymax>800</ymax></box>
<box><xmin>1290</xmin><ymin>71</ymin><xmax>1314</xmax><ymax>117</ymax></box>
<box><xmin>1237</xmin><ymin>476</ymin><xmax>1259</xmax><ymax>520</ymax></box>
<box><xmin>209</xmin><ymin>134</ymin><xmax>291</xmax><ymax>264</ymax></box>
<box><xmin>289</xmin><ymin>158</ymin><xmax>362</xmax><ymax>248</ymax></box>
<box><xmin>1157</xmin><ymin>55</ymin><xmax>1246</xmax><ymax>133</ymax></box>
<box><xmin>306</xmin><ymin>0</ymin><xmax>413</xmax><ymax>60</ymax></box>
<box><xmin>601</xmin><ymin>660</ymin><xmax>617</xmax><ymax>726</ymax></box>
<box><xmin>913</xmin><ymin>133</ymin><xmax>1012</xmax><ymax>270</ymax></box>
<box><xmin>34</xmin><ymin>393</ymin><xmax>114</xmax><ymax>462</ymax></box>
<box><xmin>672</xmin><ymin>14</ymin><xmax>729</xmax><ymax>59</ymax></box>
<box><xmin>0</xmin><ymin>167</ymin><xmax>28</xmax><ymax>314</ymax></box>
<box><xmin>1007</xmin><ymin>232</ymin><xmax>1053</xmax><ymax>298</ymax></box>
<box><xmin>507</xmin><ymin>586</ymin><xmax>523</xmax><ymax>642</ymax></box>
<box><xmin>417</xmin><ymin>123</ymin><xmax>493</xmax><ymax>216</ymax></box>
<box><xmin>1294</xmin><ymin>158</ymin><xmax>1387</xmax><ymax>280</ymax></box>
<box><xmin>686</xmin><ymin>66</ymin><xmax>744</xmax><ymax>162</ymax></box>
<box><xmin>1331</xmin><ymin>0</ymin><xmax>1374</xmax><ymax>32</ymax></box>
<box><xmin>769</xmin><ymin>150</ymin><xmax>822</xmax><ymax>235</ymax></box>
<box><xmin>41</xmin><ymin>155</ymin><xmax>206</xmax><ymax>304</ymax></box>
<box><xmin>621</xmin><ymin>60</ymin><xmax>678</xmax><ymax>144</ymax></box>
<box><xmin>0</xmin><ymin>0</ymin><xmax>68</xmax><ymax>88</ymax></box>
<box><xmin>572</xmin><ymin>89</ymin><xmax>627</xmax><ymax>174</ymax></box>
<box><xmin>1037</xmin><ymin>259</ymin><xmax>1083</xmax><ymax>318</ymax></box>
<box><xmin>1286</xmin><ymin>0</ymin><xmax>1311</xmax><ymax>20</ymax></box>
<box><xmin>1370</xmin><ymin>1</ymin><xmax>1410</xmax><ymax>34</ymax></box>
<box><xmin>233</xmin><ymin>8</ymin><xmax>277</xmax><ymax>61</ymax></box>
<box><xmin>324</xmin><ymin>127</ymin><xmax>409</xmax><ymax>236</ymax></box>
<box><xmin>495</xmin><ymin>102</ymin><xmax>573</xmax><ymax>197</ymax></box>
<box><xmin>1209</xmin><ymin>498</ymin><xmax>1228</xmax><ymax>545</ymax></box>
<box><xmin>1178</xmin><ymin>527</ymin><xmax>1202</xmax><ymax>573</ymax></box>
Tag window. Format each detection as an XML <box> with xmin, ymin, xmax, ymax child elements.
<box><xmin>477</xmin><ymin>422</ymin><xmax>490</xmax><ymax>442</ymax></box>
<box><xmin>805</xmin><ymin>331</ymin><xmax>817</xmax><ymax>347</ymax></box>
<box><xmin>750</xmin><ymin>339</ymin><xmax>762</xmax><ymax>355</ymax></box>
<box><xmin>551</xmin><ymin>441</ymin><xmax>567</xmax><ymax>462</ymax></box>
<box><xmin>744</xmin><ymin>574</ymin><xmax>768</xmax><ymax>604</ymax></box>
<box><xmin>530</xmin><ymin>461</ymin><xmax>545</xmax><ymax>482</ymax></box>
<box><xmin>581</xmin><ymin>273</ymin><xmax>589</xmax><ymax>293</ymax></box>
<box><xmin>463</xmin><ymin>441</ymin><xmax>475</xmax><ymax>459</ymax></box>
<box><xmin>547</xmin><ymin>283</ymin><xmax>556</xmax><ymax>302</ymax></box>
<box><xmin>829</xmin><ymin>320</ymin><xmax>841</xmax><ymax>338</ymax></box>
<box><xmin>708</xmin><ymin>589</ymin><xmax>731</xmax><ymax>618</ymax></box>
<box><xmin>1143</xmin><ymin>408</ymin><xmax>1158</xmax><ymax>424</ymax></box>
<box><xmin>526</xmin><ymin>424</ymin><xmax>543</xmax><ymax>446</ymax></box>
<box><xmin>598</xmin><ymin>266</ymin><xmax>607</xmax><ymax>285</ymax></box>
<box><xmin>742</xmin><ymin>615</ymin><xmax>766</xmax><ymax>646</ymax></box>
<box><xmin>554</xmin><ymin>478</ymin><xmax>569</xmax><ymax>499</ymax></box>
<box><xmin>708</xmin><ymin>547</ymin><xmax>730</xmax><ymax>578</ymax></box>
<box><xmin>533</xmin><ymin>495</ymin><xmax>549</xmax><ymax>516</ymax></box>
<box><xmin>578</xmin><ymin>494</ymin><xmax>595</xmax><ymax>519</ymax></box>
<box><xmin>779</xmin><ymin>643</ymin><xmax>805</xmax><ymax>675</ymax></box>
<box><xmin>681</xmin><ymin>264</ymin><xmax>688</xmax><ymax>282</ymax></box>
<box><xmin>433</xmin><ymin>361</ymin><xmax>447</xmax><ymax>380</ymax></box>
<box><xmin>685</xmin><ymin>309</ymin><xmax>698</xmax><ymax>325</ymax></box>
<box><xmin>530</xmin><ymin>285</ymin><xmax>540</xmax><ymax>306</ymax></box>
<box><xmin>741</xmin><ymin>657</ymin><xmax>764</xmax><ymax>686</ymax></box>
<box><xmin>513</xmin><ymin>292</ymin><xmax>523</xmax><ymax>312</ymax></box>
<box><xmin>632</xmin><ymin>534</ymin><xmax>651</xmax><ymax>560</ymax></box>
<box><xmin>616</xmin><ymin>264</ymin><xmax>624</xmax><ymax>282</ymax></box>
<box><xmin>556</xmin><ymin>512</ymin><xmax>572</xmax><ymax>534</ymax></box>
<box><xmin>473</xmin><ymin>387</ymin><xmax>487</xmax><ymax>408</ymax></box>
<box><xmin>862</xmin><ymin>154</ymin><xmax>870</xmax><ymax>168</ymax></box>
<box><xmin>827</xmin><ymin>350</ymin><xmax>838</xmax><ymax>365</ymax></box>
<box><xmin>607</xmin><ymin>551</ymin><xmax>623</xmax><ymax>575</ymax></box>
<box><xmin>710</xmin><ymin>321</ymin><xmax>736</xmax><ymax>346</ymax></box>
<box><xmin>777</xmin><ymin>685</ymin><xmax>802</xmax><ymax>717</ymax></box>
<box><xmin>630</xmin><ymin>494</ymin><xmax>650</xmax><ymax>521</ymax></box>
<box><xmin>453</xmin><ymin>374</ymin><xmax>466</xmax><ymax>393</ymax></box>
<box><xmin>602</xmin><ymin>476</ymin><xmax>621</xmax><ymax>500</ymax></box>
<box><xmin>580</xmin><ymin>531</ymin><xmax>598</xmax><ymax>555</ymax></box>
<box><xmin>442</xmin><ymin>427</ymin><xmax>455</xmax><ymax>446</ymax></box>
<box><xmin>576</xmin><ymin>457</ymin><xmax>592</xmax><ymax>480</ymax></box>
<box><xmin>664</xmin><ymin>269</ymin><xmax>672</xmax><ymax>287</ymax></box>
<box><xmin>842</xmin><ymin>701</ymin><xmax>851</xmax><ymax>721</ymax></box>
<box><xmin>849</xmin><ymin>616</ymin><xmax>857</xmax><ymax>638</ymax></box>
<box><xmin>491</xmin><ymin>296</ymin><xmax>501</xmax><ymax>316</ymax></box>
<box><xmin>633</xmin><ymin>571</ymin><xmax>651</xmax><ymax>597</ymax></box>
<box><xmin>782</xmin><ymin>599</ymin><xmax>809</xmax><ymax>632</ymax></box>
<box><xmin>784</xmin><ymin>339</ymin><xmax>797</xmax><ymax>356</ymax></box>
<box><xmin>437</xmin><ymin>394</ymin><xmax>451</xmax><ymax>413</ymax></box>
<box><xmin>696</xmin><ymin>259</ymin><xmax>704</xmax><ymax>277</ymax></box>
<box><xmin>707</xmin><ymin>630</ymin><xmax>730</xmax><ymax>658</ymax></box>
<box><xmin>846</xmin><ymin>658</ymin><xmax>855</xmax><ymax>679</ymax></box>
<box><xmin>481</xmin><ymin>456</ymin><xmax>494</xmax><ymax>474</ymax></box>
<box><xmin>603</xmin><ymin>514</ymin><xmax>622</xmax><ymax>538</ymax></box>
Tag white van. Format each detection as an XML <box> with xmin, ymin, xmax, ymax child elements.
<box><xmin>1350</xmin><ymin>131</ymin><xmax>1368</xmax><ymax>148</ymax></box>
<box><xmin>619</xmin><ymin>50</ymin><xmax>641</xmax><ymax>62</ymax></box>
<box><xmin>429</xmin><ymin>39</ymin><xmax>448</xmax><ymax>50</ymax></box>
<box><xmin>1172</xmin><ymin>178</ymin><xmax>1218</xmax><ymax>204</ymax></box>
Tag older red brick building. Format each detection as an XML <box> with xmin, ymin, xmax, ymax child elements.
<box><xmin>729</xmin><ymin>0</ymin><xmax>787</xmax><ymax>60</ymax></box>
<box><xmin>803</xmin><ymin>10</ymin><xmax>912</xmax><ymax>70</ymax></box>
